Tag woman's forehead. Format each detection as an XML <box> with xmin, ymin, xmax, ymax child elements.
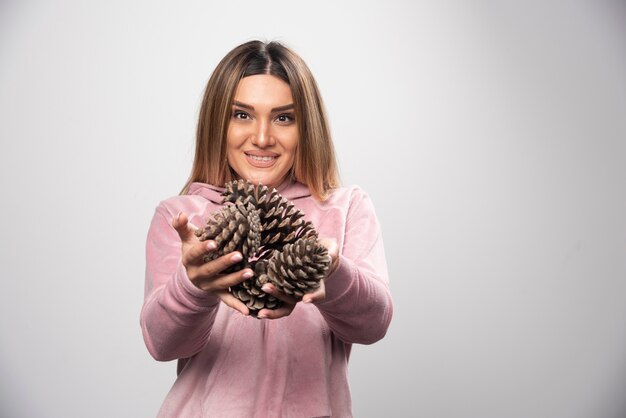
<box><xmin>233</xmin><ymin>75</ymin><xmax>294</xmax><ymax>109</ymax></box>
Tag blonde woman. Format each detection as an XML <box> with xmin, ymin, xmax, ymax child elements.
<box><xmin>141</xmin><ymin>40</ymin><xmax>393</xmax><ymax>417</ymax></box>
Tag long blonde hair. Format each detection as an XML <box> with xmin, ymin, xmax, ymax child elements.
<box><xmin>180</xmin><ymin>40</ymin><xmax>340</xmax><ymax>201</ymax></box>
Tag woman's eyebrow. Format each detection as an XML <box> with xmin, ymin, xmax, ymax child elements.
<box><xmin>232</xmin><ymin>101</ymin><xmax>294</xmax><ymax>112</ymax></box>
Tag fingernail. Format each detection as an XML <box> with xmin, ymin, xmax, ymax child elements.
<box><xmin>176</xmin><ymin>211</ymin><xmax>182</xmax><ymax>222</ymax></box>
<box><xmin>257</xmin><ymin>313</ymin><xmax>266</xmax><ymax>319</ymax></box>
<box><xmin>261</xmin><ymin>284</ymin><xmax>272</xmax><ymax>292</ymax></box>
<box><xmin>242</xmin><ymin>270</ymin><xmax>254</xmax><ymax>279</ymax></box>
<box><xmin>207</xmin><ymin>241</ymin><xmax>217</xmax><ymax>250</ymax></box>
<box><xmin>231</xmin><ymin>252</ymin><xmax>243</xmax><ymax>262</ymax></box>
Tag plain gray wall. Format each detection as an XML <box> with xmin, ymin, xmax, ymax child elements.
<box><xmin>1</xmin><ymin>1</ymin><xmax>625</xmax><ymax>417</ymax></box>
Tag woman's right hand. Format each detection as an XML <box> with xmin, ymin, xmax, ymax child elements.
<box><xmin>172</xmin><ymin>211</ymin><xmax>253</xmax><ymax>316</ymax></box>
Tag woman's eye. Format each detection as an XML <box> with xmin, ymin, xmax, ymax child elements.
<box><xmin>276</xmin><ymin>114</ymin><xmax>295</xmax><ymax>123</ymax></box>
<box><xmin>233</xmin><ymin>111</ymin><xmax>250</xmax><ymax>120</ymax></box>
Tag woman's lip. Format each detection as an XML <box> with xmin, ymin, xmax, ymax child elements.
<box><xmin>245</xmin><ymin>152</ymin><xmax>278</xmax><ymax>168</ymax></box>
<box><xmin>245</xmin><ymin>151</ymin><xmax>279</xmax><ymax>157</ymax></box>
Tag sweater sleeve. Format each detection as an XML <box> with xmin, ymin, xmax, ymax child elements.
<box><xmin>314</xmin><ymin>188</ymin><xmax>393</xmax><ymax>345</ymax></box>
<box><xmin>140</xmin><ymin>204</ymin><xmax>221</xmax><ymax>361</ymax></box>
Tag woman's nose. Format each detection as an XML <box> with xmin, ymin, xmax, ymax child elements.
<box><xmin>251</xmin><ymin>120</ymin><xmax>275</xmax><ymax>148</ymax></box>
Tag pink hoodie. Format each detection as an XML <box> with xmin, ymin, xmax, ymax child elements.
<box><xmin>141</xmin><ymin>180</ymin><xmax>393</xmax><ymax>417</ymax></box>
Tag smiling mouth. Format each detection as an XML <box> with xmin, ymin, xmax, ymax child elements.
<box><xmin>245</xmin><ymin>152</ymin><xmax>279</xmax><ymax>168</ymax></box>
<box><xmin>247</xmin><ymin>154</ymin><xmax>276</xmax><ymax>162</ymax></box>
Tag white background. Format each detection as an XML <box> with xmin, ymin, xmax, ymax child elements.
<box><xmin>1</xmin><ymin>1</ymin><xmax>625</xmax><ymax>417</ymax></box>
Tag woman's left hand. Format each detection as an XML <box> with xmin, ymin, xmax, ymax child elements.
<box><xmin>257</xmin><ymin>238</ymin><xmax>339</xmax><ymax>319</ymax></box>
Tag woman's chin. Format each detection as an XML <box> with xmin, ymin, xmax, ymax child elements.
<box><xmin>235</xmin><ymin>173</ymin><xmax>288</xmax><ymax>190</ymax></box>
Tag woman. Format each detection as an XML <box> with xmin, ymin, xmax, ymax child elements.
<box><xmin>141</xmin><ymin>40</ymin><xmax>393</xmax><ymax>417</ymax></box>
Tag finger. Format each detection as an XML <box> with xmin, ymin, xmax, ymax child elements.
<box><xmin>318</xmin><ymin>237</ymin><xmax>339</xmax><ymax>273</ymax></box>
<box><xmin>213</xmin><ymin>268</ymin><xmax>254</xmax><ymax>289</ymax></box>
<box><xmin>183</xmin><ymin>240</ymin><xmax>218</xmax><ymax>267</ymax></box>
<box><xmin>257</xmin><ymin>303</ymin><xmax>295</xmax><ymax>319</ymax></box>
<box><xmin>193</xmin><ymin>268</ymin><xmax>254</xmax><ymax>291</ymax></box>
<box><xmin>302</xmin><ymin>281</ymin><xmax>326</xmax><ymax>304</ymax></box>
<box><xmin>198</xmin><ymin>251</ymin><xmax>245</xmax><ymax>277</ymax></box>
<box><xmin>261</xmin><ymin>283</ymin><xmax>299</xmax><ymax>305</ymax></box>
<box><xmin>172</xmin><ymin>212</ymin><xmax>199</xmax><ymax>244</ymax></box>
<box><xmin>213</xmin><ymin>289</ymin><xmax>250</xmax><ymax>316</ymax></box>
<box><xmin>318</xmin><ymin>237</ymin><xmax>338</xmax><ymax>256</ymax></box>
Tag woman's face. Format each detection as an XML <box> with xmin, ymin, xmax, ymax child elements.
<box><xmin>226</xmin><ymin>74</ymin><xmax>299</xmax><ymax>190</ymax></box>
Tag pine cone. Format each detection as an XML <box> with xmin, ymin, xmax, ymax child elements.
<box><xmin>259</xmin><ymin>239</ymin><xmax>331</xmax><ymax>298</ymax></box>
<box><xmin>194</xmin><ymin>201</ymin><xmax>261</xmax><ymax>272</ymax></box>
<box><xmin>223</xmin><ymin>180</ymin><xmax>318</xmax><ymax>255</ymax></box>
<box><xmin>195</xmin><ymin>179</ymin><xmax>331</xmax><ymax>316</ymax></box>
<box><xmin>230</xmin><ymin>260</ymin><xmax>280</xmax><ymax>311</ymax></box>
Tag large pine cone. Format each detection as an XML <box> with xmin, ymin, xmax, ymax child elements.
<box><xmin>229</xmin><ymin>260</ymin><xmax>280</xmax><ymax>311</ymax></box>
<box><xmin>259</xmin><ymin>239</ymin><xmax>330</xmax><ymax>298</ymax></box>
<box><xmin>223</xmin><ymin>180</ymin><xmax>318</xmax><ymax>256</ymax></box>
<box><xmin>194</xmin><ymin>201</ymin><xmax>261</xmax><ymax>273</ymax></box>
<box><xmin>195</xmin><ymin>180</ymin><xmax>331</xmax><ymax>315</ymax></box>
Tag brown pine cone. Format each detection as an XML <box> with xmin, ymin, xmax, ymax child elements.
<box><xmin>259</xmin><ymin>238</ymin><xmax>331</xmax><ymax>298</ymax></box>
<box><xmin>229</xmin><ymin>260</ymin><xmax>280</xmax><ymax>312</ymax></box>
<box><xmin>195</xmin><ymin>180</ymin><xmax>331</xmax><ymax>316</ymax></box>
<box><xmin>223</xmin><ymin>179</ymin><xmax>318</xmax><ymax>255</ymax></box>
<box><xmin>194</xmin><ymin>201</ymin><xmax>261</xmax><ymax>272</ymax></box>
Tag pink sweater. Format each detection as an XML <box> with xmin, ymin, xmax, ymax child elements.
<box><xmin>140</xmin><ymin>180</ymin><xmax>393</xmax><ymax>417</ymax></box>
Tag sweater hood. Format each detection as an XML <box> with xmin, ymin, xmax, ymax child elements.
<box><xmin>187</xmin><ymin>178</ymin><xmax>312</xmax><ymax>204</ymax></box>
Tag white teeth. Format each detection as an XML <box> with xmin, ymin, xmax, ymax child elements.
<box><xmin>248</xmin><ymin>154</ymin><xmax>275</xmax><ymax>161</ymax></box>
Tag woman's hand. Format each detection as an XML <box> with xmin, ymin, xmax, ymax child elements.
<box><xmin>172</xmin><ymin>212</ymin><xmax>252</xmax><ymax>316</ymax></box>
<box><xmin>257</xmin><ymin>237</ymin><xmax>339</xmax><ymax>319</ymax></box>
<box><xmin>318</xmin><ymin>237</ymin><xmax>340</xmax><ymax>277</ymax></box>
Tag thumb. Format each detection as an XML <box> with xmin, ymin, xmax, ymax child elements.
<box><xmin>318</xmin><ymin>237</ymin><xmax>338</xmax><ymax>258</ymax></box>
<box><xmin>318</xmin><ymin>237</ymin><xmax>339</xmax><ymax>273</ymax></box>
<box><xmin>171</xmin><ymin>211</ymin><xmax>198</xmax><ymax>244</ymax></box>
